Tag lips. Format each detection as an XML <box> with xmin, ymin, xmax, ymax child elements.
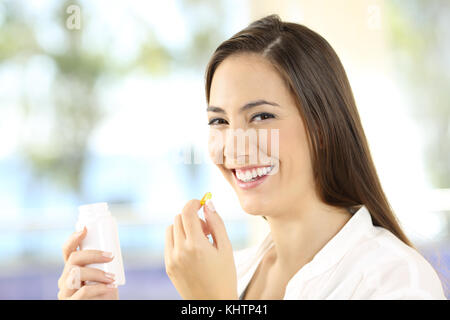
<box><xmin>231</xmin><ymin>165</ymin><xmax>274</xmax><ymax>190</ymax></box>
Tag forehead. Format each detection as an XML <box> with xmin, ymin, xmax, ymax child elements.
<box><xmin>209</xmin><ymin>53</ymin><xmax>292</xmax><ymax>109</ymax></box>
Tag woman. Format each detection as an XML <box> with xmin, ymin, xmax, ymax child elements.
<box><xmin>57</xmin><ymin>14</ymin><xmax>445</xmax><ymax>300</ymax></box>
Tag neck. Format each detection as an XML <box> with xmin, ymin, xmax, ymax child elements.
<box><xmin>265</xmin><ymin>192</ymin><xmax>352</xmax><ymax>278</ymax></box>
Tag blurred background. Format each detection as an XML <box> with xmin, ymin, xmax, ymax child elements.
<box><xmin>0</xmin><ymin>0</ymin><xmax>448</xmax><ymax>299</ymax></box>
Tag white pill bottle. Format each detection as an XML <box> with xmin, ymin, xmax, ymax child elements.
<box><xmin>75</xmin><ymin>202</ymin><xmax>126</xmax><ymax>286</ymax></box>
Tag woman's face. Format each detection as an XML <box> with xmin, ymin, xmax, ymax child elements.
<box><xmin>207</xmin><ymin>53</ymin><xmax>315</xmax><ymax>217</ymax></box>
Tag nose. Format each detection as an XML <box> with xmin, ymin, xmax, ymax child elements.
<box><xmin>223</xmin><ymin>128</ymin><xmax>259</xmax><ymax>166</ymax></box>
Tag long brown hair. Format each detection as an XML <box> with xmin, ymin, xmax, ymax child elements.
<box><xmin>204</xmin><ymin>14</ymin><xmax>413</xmax><ymax>247</ymax></box>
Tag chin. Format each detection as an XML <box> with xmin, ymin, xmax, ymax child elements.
<box><xmin>219</xmin><ymin>163</ymin><xmax>278</xmax><ymax>217</ymax></box>
<box><xmin>237</xmin><ymin>195</ymin><xmax>271</xmax><ymax>216</ymax></box>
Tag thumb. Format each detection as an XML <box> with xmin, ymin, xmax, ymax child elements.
<box><xmin>203</xmin><ymin>200</ymin><xmax>231</xmax><ymax>249</ymax></box>
<box><xmin>62</xmin><ymin>226</ymin><xmax>87</xmax><ymax>262</ymax></box>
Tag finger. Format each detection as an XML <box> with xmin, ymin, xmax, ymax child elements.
<box><xmin>164</xmin><ymin>225</ymin><xmax>174</xmax><ymax>265</ymax></box>
<box><xmin>59</xmin><ymin>266</ymin><xmax>115</xmax><ymax>299</ymax></box>
<box><xmin>67</xmin><ymin>250</ymin><xmax>114</xmax><ymax>266</ymax></box>
<box><xmin>200</xmin><ymin>218</ymin><xmax>211</xmax><ymax>237</ymax></box>
<box><xmin>165</xmin><ymin>225</ymin><xmax>174</xmax><ymax>249</ymax></box>
<box><xmin>58</xmin><ymin>286</ymin><xmax>75</xmax><ymax>300</ymax></box>
<box><xmin>62</xmin><ymin>227</ymin><xmax>87</xmax><ymax>262</ymax></box>
<box><xmin>173</xmin><ymin>214</ymin><xmax>186</xmax><ymax>246</ymax></box>
<box><xmin>181</xmin><ymin>199</ymin><xmax>203</xmax><ymax>240</ymax></box>
<box><xmin>58</xmin><ymin>265</ymin><xmax>81</xmax><ymax>299</ymax></box>
<box><xmin>92</xmin><ymin>288</ymin><xmax>119</xmax><ymax>300</ymax></box>
<box><xmin>79</xmin><ymin>266</ymin><xmax>115</xmax><ymax>284</ymax></box>
<box><xmin>203</xmin><ymin>206</ymin><xmax>218</xmax><ymax>247</ymax></box>
<box><xmin>203</xmin><ymin>200</ymin><xmax>231</xmax><ymax>249</ymax></box>
<box><xmin>70</xmin><ymin>283</ymin><xmax>116</xmax><ymax>300</ymax></box>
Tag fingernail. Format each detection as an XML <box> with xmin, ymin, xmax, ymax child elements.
<box><xmin>107</xmin><ymin>283</ymin><xmax>117</xmax><ymax>288</ymax></box>
<box><xmin>205</xmin><ymin>199</ymin><xmax>215</xmax><ymax>213</ymax></box>
<box><xmin>102</xmin><ymin>251</ymin><xmax>113</xmax><ymax>258</ymax></box>
<box><xmin>104</xmin><ymin>272</ymin><xmax>115</xmax><ymax>279</ymax></box>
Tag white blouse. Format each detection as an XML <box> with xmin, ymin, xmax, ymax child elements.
<box><xmin>234</xmin><ymin>205</ymin><xmax>446</xmax><ymax>299</ymax></box>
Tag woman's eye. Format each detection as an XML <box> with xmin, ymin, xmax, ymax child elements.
<box><xmin>251</xmin><ymin>112</ymin><xmax>275</xmax><ymax>122</ymax></box>
<box><xmin>208</xmin><ymin>118</ymin><xmax>228</xmax><ymax>126</ymax></box>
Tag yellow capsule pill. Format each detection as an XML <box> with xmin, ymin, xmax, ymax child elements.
<box><xmin>200</xmin><ymin>192</ymin><xmax>212</xmax><ymax>206</ymax></box>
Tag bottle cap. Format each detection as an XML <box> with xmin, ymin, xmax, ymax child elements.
<box><xmin>78</xmin><ymin>202</ymin><xmax>110</xmax><ymax>221</ymax></box>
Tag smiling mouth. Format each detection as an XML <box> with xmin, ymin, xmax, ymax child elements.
<box><xmin>231</xmin><ymin>165</ymin><xmax>274</xmax><ymax>189</ymax></box>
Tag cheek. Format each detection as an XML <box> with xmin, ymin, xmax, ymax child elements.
<box><xmin>208</xmin><ymin>130</ymin><xmax>234</xmax><ymax>182</ymax></box>
<box><xmin>208</xmin><ymin>129</ymin><xmax>225</xmax><ymax>165</ymax></box>
<box><xmin>278</xmin><ymin>121</ymin><xmax>312</xmax><ymax>178</ymax></box>
<box><xmin>255</xmin><ymin>128</ymin><xmax>280</xmax><ymax>171</ymax></box>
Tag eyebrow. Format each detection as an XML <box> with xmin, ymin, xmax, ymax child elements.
<box><xmin>207</xmin><ymin>99</ymin><xmax>280</xmax><ymax>114</ymax></box>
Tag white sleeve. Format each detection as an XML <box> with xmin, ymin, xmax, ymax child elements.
<box><xmin>351</xmin><ymin>257</ymin><xmax>446</xmax><ymax>300</ymax></box>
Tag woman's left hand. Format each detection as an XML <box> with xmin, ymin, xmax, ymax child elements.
<box><xmin>164</xmin><ymin>199</ymin><xmax>238</xmax><ymax>300</ymax></box>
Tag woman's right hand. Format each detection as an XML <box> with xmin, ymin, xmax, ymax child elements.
<box><xmin>57</xmin><ymin>227</ymin><xmax>119</xmax><ymax>300</ymax></box>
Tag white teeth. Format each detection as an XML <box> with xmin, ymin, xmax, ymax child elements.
<box><xmin>257</xmin><ymin>168</ymin><xmax>263</xmax><ymax>176</ymax></box>
<box><xmin>235</xmin><ymin>166</ymin><xmax>274</xmax><ymax>182</ymax></box>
